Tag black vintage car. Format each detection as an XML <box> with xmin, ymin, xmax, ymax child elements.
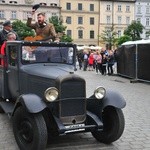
<box><xmin>0</xmin><ymin>41</ymin><xmax>126</xmax><ymax>150</ymax></box>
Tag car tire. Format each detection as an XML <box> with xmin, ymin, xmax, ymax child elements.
<box><xmin>91</xmin><ymin>106</ymin><xmax>125</xmax><ymax>144</ymax></box>
<box><xmin>0</xmin><ymin>106</ymin><xmax>4</xmax><ymax>113</ymax></box>
<box><xmin>12</xmin><ymin>106</ymin><xmax>48</xmax><ymax>150</ymax></box>
<box><xmin>0</xmin><ymin>98</ymin><xmax>4</xmax><ymax>113</ymax></box>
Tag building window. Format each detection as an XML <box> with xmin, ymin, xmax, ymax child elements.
<box><xmin>106</xmin><ymin>5</ymin><xmax>111</xmax><ymax>11</ymax></box>
<box><xmin>11</xmin><ymin>11</ymin><xmax>17</xmax><ymax>19</ymax></box>
<box><xmin>23</xmin><ymin>11</ymin><xmax>30</xmax><ymax>20</ymax></box>
<box><xmin>118</xmin><ymin>16</ymin><xmax>122</xmax><ymax>24</ymax></box>
<box><xmin>78</xmin><ymin>30</ymin><xmax>83</xmax><ymax>39</ymax></box>
<box><xmin>67</xmin><ymin>30</ymin><xmax>72</xmax><ymax>37</ymax></box>
<box><xmin>66</xmin><ymin>16</ymin><xmax>71</xmax><ymax>24</ymax></box>
<box><xmin>145</xmin><ymin>31</ymin><xmax>149</xmax><ymax>39</ymax></box>
<box><xmin>106</xmin><ymin>29</ymin><xmax>111</xmax><ymax>38</ymax></box>
<box><xmin>146</xmin><ymin>7</ymin><xmax>150</xmax><ymax>14</ymax></box>
<box><xmin>52</xmin><ymin>13</ymin><xmax>57</xmax><ymax>16</ymax></box>
<box><xmin>78</xmin><ymin>17</ymin><xmax>83</xmax><ymax>24</ymax></box>
<box><xmin>137</xmin><ymin>18</ymin><xmax>141</xmax><ymax>23</ymax></box>
<box><xmin>137</xmin><ymin>6</ymin><xmax>141</xmax><ymax>14</ymax></box>
<box><xmin>146</xmin><ymin>18</ymin><xmax>150</xmax><ymax>26</ymax></box>
<box><xmin>90</xmin><ymin>17</ymin><xmax>94</xmax><ymax>25</ymax></box>
<box><xmin>78</xmin><ymin>3</ymin><xmax>82</xmax><ymax>11</ymax></box>
<box><xmin>126</xmin><ymin>5</ymin><xmax>130</xmax><ymax>12</ymax></box>
<box><xmin>90</xmin><ymin>30</ymin><xmax>94</xmax><ymax>39</ymax></box>
<box><xmin>126</xmin><ymin>17</ymin><xmax>130</xmax><ymax>25</ymax></box>
<box><xmin>90</xmin><ymin>4</ymin><xmax>94</xmax><ymax>11</ymax></box>
<box><xmin>66</xmin><ymin>3</ymin><xmax>71</xmax><ymax>10</ymax></box>
<box><xmin>106</xmin><ymin>16</ymin><xmax>111</xmax><ymax>24</ymax></box>
<box><xmin>118</xmin><ymin>5</ymin><xmax>122</xmax><ymax>12</ymax></box>
<box><xmin>0</xmin><ymin>10</ymin><xmax>4</xmax><ymax>19</ymax></box>
<box><xmin>118</xmin><ymin>30</ymin><xmax>121</xmax><ymax>38</ymax></box>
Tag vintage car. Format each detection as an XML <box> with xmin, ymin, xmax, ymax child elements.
<box><xmin>0</xmin><ymin>41</ymin><xmax>126</xmax><ymax>150</ymax></box>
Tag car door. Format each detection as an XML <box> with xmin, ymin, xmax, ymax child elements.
<box><xmin>6</xmin><ymin>45</ymin><xmax>19</xmax><ymax>98</ymax></box>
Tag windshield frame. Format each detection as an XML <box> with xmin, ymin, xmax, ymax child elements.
<box><xmin>21</xmin><ymin>42</ymin><xmax>76</xmax><ymax>65</ymax></box>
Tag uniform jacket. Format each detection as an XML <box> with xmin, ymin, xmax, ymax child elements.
<box><xmin>0</xmin><ymin>29</ymin><xmax>19</xmax><ymax>45</ymax></box>
<box><xmin>26</xmin><ymin>18</ymin><xmax>57</xmax><ymax>40</ymax></box>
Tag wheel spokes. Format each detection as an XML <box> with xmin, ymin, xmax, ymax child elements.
<box><xmin>19</xmin><ymin>120</ymin><xmax>34</xmax><ymax>143</ymax></box>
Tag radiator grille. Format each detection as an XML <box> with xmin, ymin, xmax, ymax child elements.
<box><xmin>60</xmin><ymin>80</ymin><xmax>86</xmax><ymax>117</ymax></box>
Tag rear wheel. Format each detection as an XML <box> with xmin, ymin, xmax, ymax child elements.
<box><xmin>0</xmin><ymin>98</ymin><xmax>5</xmax><ymax>113</ymax></box>
<box><xmin>12</xmin><ymin>106</ymin><xmax>48</xmax><ymax>150</ymax></box>
<box><xmin>92</xmin><ymin>106</ymin><xmax>125</xmax><ymax>144</ymax></box>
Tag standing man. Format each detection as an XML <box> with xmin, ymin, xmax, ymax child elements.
<box><xmin>0</xmin><ymin>20</ymin><xmax>19</xmax><ymax>46</ymax></box>
<box><xmin>26</xmin><ymin>10</ymin><xmax>59</xmax><ymax>42</ymax></box>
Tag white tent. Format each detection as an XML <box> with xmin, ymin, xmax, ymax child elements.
<box><xmin>89</xmin><ymin>46</ymin><xmax>102</xmax><ymax>50</ymax></box>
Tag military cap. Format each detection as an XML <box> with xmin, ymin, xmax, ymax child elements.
<box><xmin>3</xmin><ymin>20</ymin><xmax>12</xmax><ymax>26</ymax></box>
<box><xmin>32</xmin><ymin>4</ymin><xmax>40</xmax><ymax>11</ymax></box>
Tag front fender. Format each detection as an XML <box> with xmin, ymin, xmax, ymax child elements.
<box><xmin>13</xmin><ymin>94</ymin><xmax>47</xmax><ymax>114</ymax></box>
<box><xmin>102</xmin><ymin>90</ymin><xmax>126</xmax><ymax>109</ymax></box>
<box><xmin>87</xmin><ymin>90</ymin><xmax>126</xmax><ymax>115</ymax></box>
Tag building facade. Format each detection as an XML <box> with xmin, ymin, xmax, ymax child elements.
<box><xmin>60</xmin><ymin>0</ymin><xmax>100</xmax><ymax>46</ymax></box>
<box><xmin>2</xmin><ymin>0</ymin><xmax>149</xmax><ymax>46</ymax></box>
<box><xmin>99</xmin><ymin>0</ymin><xmax>136</xmax><ymax>48</ymax></box>
<box><xmin>0</xmin><ymin>0</ymin><xmax>61</xmax><ymax>29</ymax></box>
<box><xmin>135</xmin><ymin>0</ymin><xmax>150</xmax><ymax>39</ymax></box>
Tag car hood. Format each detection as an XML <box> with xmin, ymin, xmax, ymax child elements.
<box><xmin>21</xmin><ymin>63</ymin><xmax>74</xmax><ymax>79</ymax></box>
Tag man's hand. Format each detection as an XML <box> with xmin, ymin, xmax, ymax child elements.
<box><xmin>31</xmin><ymin>9</ymin><xmax>35</xmax><ymax>15</ymax></box>
<box><xmin>54</xmin><ymin>37</ymin><xmax>60</xmax><ymax>42</ymax></box>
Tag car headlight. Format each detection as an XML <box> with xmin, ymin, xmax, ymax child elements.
<box><xmin>44</xmin><ymin>87</ymin><xmax>58</xmax><ymax>102</ymax></box>
<box><xmin>94</xmin><ymin>86</ymin><xmax>106</xmax><ymax>99</ymax></box>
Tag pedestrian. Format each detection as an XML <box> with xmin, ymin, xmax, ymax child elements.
<box><xmin>101</xmin><ymin>54</ymin><xmax>107</xmax><ymax>75</ymax></box>
<box><xmin>83</xmin><ymin>50</ymin><xmax>88</xmax><ymax>71</ymax></box>
<box><xmin>26</xmin><ymin>9</ymin><xmax>59</xmax><ymax>42</ymax></box>
<box><xmin>77</xmin><ymin>51</ymin><xmax>83</xmax><ymax>70</ymax></box>
<box><xmin>94</xmin><ymin>51</ymin><xmax>102</xmax><ymax>74</ymax></box>
<box><xmin>107</xmin><ymin>50</ymin><xmax>115</xmax><ymax>75</ymax></box>
<box><xmin>0</xmin><ymin>20</ymin><xmax>19</xmax><ymax>46</ymax></box>
<box><xmin>100</xmin><ymin>48</ymin><xmax>107</xmax><ymax>75</ymax></box>
<box><xmin>0</xmin><ymin>32</ymin><xmax>16</xmax><ymax>66</ymax></box>
<box><xmin>88</xmin><ymin>52</ymin><xmax>94</xmax><ymax>71</ymax></box>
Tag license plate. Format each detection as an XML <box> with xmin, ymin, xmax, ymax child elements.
<box><xmin>65</xmin><ymin>124</ymin><xmax>85</xmax><ymax>133</ymax></box>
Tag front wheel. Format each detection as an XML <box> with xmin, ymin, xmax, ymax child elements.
<box><xmin>92</xmin><ymin>106</ymin><xmax>125</xmax><ymax>144</ymax></box>
<box><xmin>12</xmin><ymin>106</ymin><xmax>48</xmax><ymax>150</ymax></box>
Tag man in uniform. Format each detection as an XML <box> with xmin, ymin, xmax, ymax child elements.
<box><xmin>26</xmin><ymin>10</ymin><xmax>59</xmax><ymax>42</ymax></box>
<box><xmin>0</xmin><ymin>20</ymin><xmax>19</xmax><ymax>46</ymax></box>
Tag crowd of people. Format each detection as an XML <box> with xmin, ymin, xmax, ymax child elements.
<box><xmin>77</xmin><ymin>48</ymin><xmax>116</xmax><ymax>76</ymax></box>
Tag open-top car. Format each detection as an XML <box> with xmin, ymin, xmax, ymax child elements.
<box><xmin>0</xmin><ymin>40</ymin><xmax>126</xmax><ymax>150</ymax></box>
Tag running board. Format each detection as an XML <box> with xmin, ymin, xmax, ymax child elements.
<box><xmin>0</xmin><ymin>101</ymin><xmax>14</xmax><ymax>117</ymax></box>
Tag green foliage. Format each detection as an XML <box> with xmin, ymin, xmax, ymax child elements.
<box><xmin>124</xmin><ymin>20</ymin><xmax>144</xmax><ymax>41</ymax></box>
<box><xmin>146</xmin><ymin>30</ymin><xmax>150</xmax><ymax>37</ymax></box>
<box><xmin>116</xmin><ymin>35</ymin><xmax>132</xmax><ymax>46</ymax></box>
<box><xmin>49</xmin><ymin>16</ymin><xmax>66</xmax><ymax>33</ymax></box>
<box><xmin>49</xmin><ymin>16</ymin><xmax>73</xmax><ymax>42</ymax></box>
<box><xmin>12</xmin><ymin>20</ymin><xmax>35</xmax><ymax>40</ymax></box>
<box><xmin>61</xmin><ymin>35</ymin><xmax>73</xmax><ymax>42</ymax></box>
<box><xmin>100</xmin><ymin>27</ymin><xmax>118</xmax><ymax>49</ymax></box>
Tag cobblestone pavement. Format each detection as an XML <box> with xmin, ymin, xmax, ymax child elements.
<box><xmin>0</xmin><ymin>70</ymin><xmax>150</xmax><ymax>150</ymax></box>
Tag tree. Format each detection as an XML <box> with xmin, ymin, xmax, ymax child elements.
<box><xmin>145</xmin><ymin>30</ymin><xmax>150</xmax><ymax>38</ymax></box>
<box><xmin>116</xmin><ymin>35</ymin><xmax>132</xmax><ymax>46</ymax></box>
<box><xmin>99</xmin><ymin>27</ymin><xmax>118</xmax><ymax>50</ymax></box>
<box><xmin>124</xmin><ymin>20</ymin><xmax>144</xmax><ymax>41</ymax></box>
<box><xmin>12</xmin><ymin>20</ymin><xmax>35</xmax><ymax>40</ymax></box>
<box><xmin>49</xmin><ymin>16</ymin><xmax>73</xmax><ymax>42</ymax></box>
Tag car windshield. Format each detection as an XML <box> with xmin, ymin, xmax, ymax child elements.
<box><xmin>22</xmin><ymin>46</ymin><xmax>74</xmax><ymax>65</ymax></box>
